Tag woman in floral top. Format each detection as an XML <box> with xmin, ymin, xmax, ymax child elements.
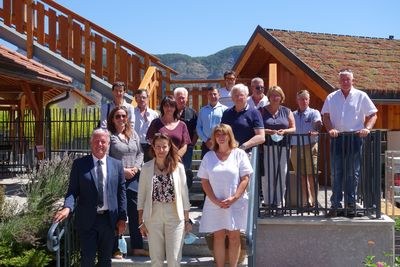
<box><xmin>137</xmin><ymin>133</ymin><xmax>192</xmax><ymax>267</ymax></box>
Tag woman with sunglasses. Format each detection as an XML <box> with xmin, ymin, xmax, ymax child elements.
<box><xmin>137</xmin><ymin>133</ymin><xmax>192</xmax><ymax>266</ymax></box>
<box><xmin>107</xmin><ymin>106</ymin><xmax>148</xmax><ymax>258</ymax></box>
<box><xmin>146</xmin><ymin>96</ymin><xmax>190</xmax><ymax>159</ymax></box>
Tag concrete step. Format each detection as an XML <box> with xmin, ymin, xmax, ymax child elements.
<box><xmin>112</xmin><ymin>256</ymin><xmax>248</xmax><ymax>266</ymax></box>
<box><xmin>122</xmin><ymin>235</ymin><xmax>211</xmax><ymax>257</ymax></box>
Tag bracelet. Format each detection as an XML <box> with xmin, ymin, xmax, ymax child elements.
<box><xmin>138</xmin><ymin>223</ymin><xmax>144</xmax><ymax>229</ymax></box>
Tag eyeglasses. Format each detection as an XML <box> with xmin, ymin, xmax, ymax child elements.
<box><xmin>255</xmin><ymin>86</ymin><xmax>264</xmax><ymax>91</ymax></box>
<box><xmin>114</xmin><ymin>114</ymin><xmax>127</xmax><ymax>119</ymax></box>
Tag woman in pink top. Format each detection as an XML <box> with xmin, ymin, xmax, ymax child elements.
<box><xmin>146</xmin><ymin>96</ymin><xmax>190</xmax><ymax>158</ymax></box>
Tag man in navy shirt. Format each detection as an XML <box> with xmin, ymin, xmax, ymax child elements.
<box><xmin>221</xmin><ymin>83</ymin><xmax>265</xmax><ymax>152</ymax></box>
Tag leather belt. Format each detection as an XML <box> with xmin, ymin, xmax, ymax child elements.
<box><xmin>97</xmin><ymin>210</ymin><xmax>109</xmax><ymax>215</ymax></box>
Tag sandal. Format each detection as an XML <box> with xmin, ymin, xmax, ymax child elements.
<box><xmin>113</xmin><ymin>251</ymin><xmax>123</xmax><ymax>259</ymax></box>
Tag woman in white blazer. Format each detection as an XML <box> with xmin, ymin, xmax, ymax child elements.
<box><xmin>137</xmin><ymin>133</ymin><xmax>192</xmax><ymax>267</ymax></box>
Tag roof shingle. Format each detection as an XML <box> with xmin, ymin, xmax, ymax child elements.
<box><xmin>266</xmin><ymin>29</ymin><xmax>400</xmax><ymax>93</ymax></box>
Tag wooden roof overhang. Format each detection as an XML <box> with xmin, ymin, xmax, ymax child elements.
<box><xmin>0</xmin><ymin>45</ymin><xmax>74</xmax><ymax>113</ymax></box>
<box><xmin>233</xmin><ymin>25</ymin><xmax>332</xmax><ymax>102</ymax></box>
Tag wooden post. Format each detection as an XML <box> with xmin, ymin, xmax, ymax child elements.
<box><xmin>26</xmin><ymin>0</ymin><xmax>34</xmax><ymax>59</ymax></box>
<box><xmin>34</xmin><ymin>88</ymin><xmax>44</xmax><ymax>160</ymax></box>
<box><xmin>84</xmin><ymin>22</ymin><xmax>92</xmax><ymax>92</ymax></box>
<box><xmin>268</xmin><ymin>63</ymin><xmax>277</xmax><ymax>88</ymax></box>
<box><xmin>165</xmin><ymin>69</ymin><xmax>171</xmax><ymax>94</ymax></box>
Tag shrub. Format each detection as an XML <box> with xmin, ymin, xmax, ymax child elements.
<box><xmin>0</xmin><ymin>155</ymin><xmax>74</xmax><ymax>267</ymax></box>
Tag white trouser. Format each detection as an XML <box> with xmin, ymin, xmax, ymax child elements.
<box><xmin>146</xmin><ymin>202</ymin><xmax>185</xmax><ymax>267</ymax></box>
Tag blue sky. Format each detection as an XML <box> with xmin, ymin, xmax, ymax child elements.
<box><xmin>3</xmin><ymin>0</ymin><xmax>400</xmax><ymax>57</ymax></box>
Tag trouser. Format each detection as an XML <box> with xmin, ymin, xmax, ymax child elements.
<box><xmin>79</xmin><ymin>212</ymin><xmax>114</xmax><ymax>267</ymax></box>
<box><xmin>262</xmin><ymin>145</ymin><xmax>289</xmax><ymax>207</ymax></box>
<box><xmin>330</xmin><ymin>135</ymin><xmax>362</xmax><ymax>208</ymax></box>
<box><xmin>146</xmin><ymin>202</ymin><xmax>185</xmax><ymax>267</ymax></box>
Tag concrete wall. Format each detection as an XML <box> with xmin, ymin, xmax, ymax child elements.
<box><xmin>256</xmin><ymin>215</ymin><xmax>394</xmax><ymax>267</ymax></box>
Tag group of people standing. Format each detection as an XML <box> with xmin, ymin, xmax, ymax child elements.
<box><xmin>53</xmin><ymin>67</ymin><xmax>377</xmax><ymax>267</ymax></box>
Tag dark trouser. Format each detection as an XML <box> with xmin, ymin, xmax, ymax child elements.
<box><xmin>141</xmin><ymin>143</ymin><xmax>152</xmax><ymax>163</ymax></box>
<box><xmin>127</xmin><ymin>190</ymin><xmax>143</xmax><ymax>249</ymax></box>
<box><xmin>330</xmin><ymin>135</ymin><xmax>363</xmax><ymax>208</ymax></box>
<box><xmin>201</xmin><ymin>142</ymin><xmax>210</xmax><ymax>158</ymax></box>
<box><xmin>182</xmin><ymin>144</ymin><xmax>194</xmax><ymax>169</ymax></box>
<box><xmin>113</xmin><ymin>190</ymin><xmax>143</xmax><ymax>253</ymax></box>
<box><xmin>200</xmin><ymin>142</ymin><xmax>211</xmax><ymax>205</ymax></box>
<box><xmin>80</xmin><ymin>212</ymin><xmax>114</xmax><ymax>267</ymax></box>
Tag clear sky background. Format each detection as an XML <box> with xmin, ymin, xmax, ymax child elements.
<box><xmin>53</xmin><ymin>0</ymin><xmax>400</xmax><ymax>57</ymax></box>
<box><xmin>3</xmin><ymin>0</ymin><xmax>400</xmax><ymax>57</ymax></box>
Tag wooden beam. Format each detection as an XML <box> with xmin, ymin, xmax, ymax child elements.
<box><xmin>0</xmin><ymin>100</ymin><xmax>19</xmax><ymax>105</ymax></box>
<box><xmin>21</xmin><ymin>82</ymin><xmax>40</xmax><ymax>117</ymax></box>
<box><xmin>84</xmin><ymin>22</ymin><xmax>92</xmax><ymax>91</ymax></box>
<box><xmin>268</xmin><ymin>63</ymin><xmax>277</xmax><ymax>87</ymax></box>
<box><xmin>26</xmin><ymin>0</ymin><xmax>34</xmax><ymax>59</ymax></box>
<box><xmin>234</xmin><ymin>40</ymin><xmax>260</xmax><ymax>75</ymax></box>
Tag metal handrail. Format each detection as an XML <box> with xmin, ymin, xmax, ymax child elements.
<box><xmin>246</xmin><ymin>145</ymin><xmax>260</xmax><ymax>267</ymax></box>
<box><xmin>47</xmin><ymin>212</ymin><xmax>79</xmax><ymax>267</ymax></box>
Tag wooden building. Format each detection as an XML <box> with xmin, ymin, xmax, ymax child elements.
<box><xmin>233</xmin><ymin>26</ymin><xmax>400</xmax><ymax>130</ymax></box>
<box><xmin>0</xmin><ymin>44</ymin><xmax>75</xmax><ymax>158</ymax></box>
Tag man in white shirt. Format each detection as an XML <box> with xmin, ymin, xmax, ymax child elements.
<box><xmin>247</xmin><ymin>77</ymin><xmax>269</xmax><ymax>109</ymax></box>
<box><xmin>99</xmin><ymin>81</ymin><xmax>135</xmax><ymax>128</ymax></box>
<box><xmin>134</xmin><ymin>89</ymin><xmax>158</xmax><ymax>162</ymax></box>
<box><xmin>218</xmin><ymin>70</ymin><xmax>236</xmax><ymax>108</ymax></box>
<box><xmin>321</xmin><ymin>69</ymin><xmax>377</xmax><ymax>217</ymax></box>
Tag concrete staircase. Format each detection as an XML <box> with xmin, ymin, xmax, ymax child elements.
<box><xmin>112</xmin><ymin>207</ymin><xmax>248</xmax><ymax>267</ymax></box>
<box><xmin>112</xmin><ymin>143</ymin><xmax>248</xmax><ymax>266</ymax></box>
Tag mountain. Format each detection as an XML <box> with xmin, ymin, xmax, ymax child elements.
<box><xmin>155</xmin><ymin>45</ymin><xmax>245</xmax><ymax>80</ymax></box>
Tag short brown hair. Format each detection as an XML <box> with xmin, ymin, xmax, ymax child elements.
<box><xmin>267</xmin><ymin>85</ymin><xmax>285</xmax><ymax>103</ymax></box>
<box><xmin>112</xmin><ymin>81</ymin><xmax>126</xmax><ymax>91</ymax></box>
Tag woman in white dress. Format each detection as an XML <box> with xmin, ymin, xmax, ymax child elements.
<box><xmin>198</xmin><ymin>124</ymin><xmax>253</xmax><ymax>267</ymax></box>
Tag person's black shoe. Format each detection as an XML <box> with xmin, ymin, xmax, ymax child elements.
<box><xmin>326</xmin><ymin>209</ymin><xmax>337</xmax><ymax>217</ymax></box>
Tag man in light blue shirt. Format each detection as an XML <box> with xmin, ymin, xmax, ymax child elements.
<box><xmin>196</xmin><ymin>87</ymin><xmax>228</xmax><ymax>157</ymax></box>
<box><xmin>290</xmin><ymin>89</ymin><xmax>322</xmax><ymax>208</ymax></box>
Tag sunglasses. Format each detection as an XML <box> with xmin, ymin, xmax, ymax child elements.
<box><xmin>255</xmin><ymin>86</ymin><xmax>264</xmax><ymax>91</ymax></box>
<box><xmin>114</xmin><ymin>114</ymin><xmax>127</xmax><ymax>119</ymax></box>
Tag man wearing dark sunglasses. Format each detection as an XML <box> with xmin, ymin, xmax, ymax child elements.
<box><xmin>247</xmin><ymin>77</ymin><xmax>269</xmax><ymax>109</ymax></box>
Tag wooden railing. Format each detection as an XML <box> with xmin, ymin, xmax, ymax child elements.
<box><xmin>0</xmin><ymin>0</ymin><xmax>177</xmax><ymax>92</ymax></box>
<box><xmin>138</xmin><ymin>66</ymin><xmax>162</xmax><ymax>109</ymax></box>
<box><xmin>166</xmin><ymin>78</ymin><xmax>251</xmax><ymax>112</ymax></box>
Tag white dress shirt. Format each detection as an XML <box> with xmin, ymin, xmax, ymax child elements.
<box><xmin>134</xmin><ymin>106</ymin><xmax>159</xmax><ymax>144</ymax></box>
<box><xmin>93</xmin><ymin>155</ymin><xmax>109</xmax><ymax>211</ymax></box>
<box><xmin>321</xmin><ymin>87</ymin><xmax>377</xmax><ymax>132</ymax></box>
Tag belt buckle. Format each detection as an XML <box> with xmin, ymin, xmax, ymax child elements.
<box><xmin>97</xmin><ymin>210</ymin><xmax>105</xmax><ymax>215</ymax></box>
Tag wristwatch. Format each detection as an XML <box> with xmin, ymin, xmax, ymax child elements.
<box><xmin>239</xmin><ymin>144</ymin><xmax>246</xmax><ymax>150</ymax></box>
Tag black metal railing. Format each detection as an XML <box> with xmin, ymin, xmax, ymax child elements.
<box><xmin>259</xmin><ymin>131</ymin><xmax>382</xmax><ymax>219</ymax></box>
<box><xmin>47</xmin><ymin>213</ymin><xmax>80</xmax><ymax>267</ymax></box>
<box><xmin>246</xmin><ymin>146</ymin><xmax>260</xmax><ymax>267</ymax></box>
<box><xmin>0</xmin><ymin>108</ymin><xmax>98</xmax><ymax>175</ymax></box>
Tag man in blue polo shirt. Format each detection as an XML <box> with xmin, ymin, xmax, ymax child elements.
<box><xmin>290</xmin><ymin>90</ymin><xmax>322</xmax><ymax>208</ymax></box>
<box><xmin>221</xmin><ymin>83</ymin><xmax>265</xmax><ymax>152</ymax></box>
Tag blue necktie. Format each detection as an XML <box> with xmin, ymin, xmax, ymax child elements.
<box><xmin>97</xmin><ymin>160</ymin><xmax>104</xmax><ymax>208</ymax></box>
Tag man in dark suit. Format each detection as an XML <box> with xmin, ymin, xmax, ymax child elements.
<box><xmin>54</xmin><ymin>128</ymin><xmax>127</xmax><ymax>267</ymax></box>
